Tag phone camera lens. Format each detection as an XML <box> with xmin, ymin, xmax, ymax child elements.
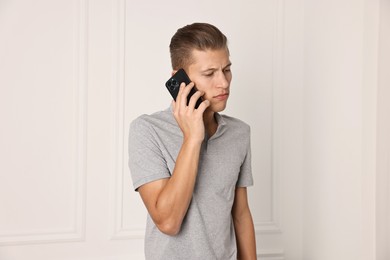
<box><xmin>167</xmin><ymin>78</ymin><xmax>180</xmax><ymax>91</ymax></box>
<box><xmin>171</xmin><ymin>79</ymin><xmax>177</xmax><ymax>87</ymax></box>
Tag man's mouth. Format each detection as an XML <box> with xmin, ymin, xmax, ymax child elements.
<box><xmin>213</xmin><ymin>93</ymin><xmax>229</xmax><ymax>101</ymax></box>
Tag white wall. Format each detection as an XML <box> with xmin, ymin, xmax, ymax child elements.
<box><xmin>0</xmin><ymin>0</ymin><xmax>388</xmax><ymax>259</ymax></box>
<box><xmin>303</xmin><ymin>0</ymin><xmax>365</xmax><ymax>259</ymax></box>
<box><xmin>376</xmin><ymin>0</ymin><xmax>390</xmax><ymax>259</ymax></box>
<box><xmin>302</xmin><ymin>0</ymin><xmax>388</xmax><ymax>260</ymax></box>
<box><xmin>0</xmin><ymin>0</ymin><xmax>299</xmax><ymax>259</ymax></box>
<box><xmin>120</xmin><ymin>0</ymin><xmax>300</xmax><ymax>259</ymax></box>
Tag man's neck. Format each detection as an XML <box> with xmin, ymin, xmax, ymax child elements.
<box><xmin>203</xmin><ymin>110</ymin><xmax>218</xmax><ymax>138</ymax></box>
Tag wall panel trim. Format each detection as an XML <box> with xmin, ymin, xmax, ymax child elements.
<box><xmin>0</xmin><ymin>0</ymin><xmax>88</xmax><ymax>246</ymax></box>
<box><xmin>110</xmin><ymin>3</ymin><xmax>287</xmax><ymax>256</ymax></box>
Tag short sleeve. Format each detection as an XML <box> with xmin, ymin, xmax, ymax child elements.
<box><xmin>128</xmin><ymin>116</ymin><xmax>171</xmax><ymax>191</ymax></box>
<box><xmin>236</xmin><ymin>127</ymin><xmax>254</xmax><ymax>187</ymax></box>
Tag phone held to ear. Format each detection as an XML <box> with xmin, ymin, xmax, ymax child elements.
<box><xmin>165</xmin><ymin>69</ymin><xmax>203</xmax><ymax>109</ymax></box>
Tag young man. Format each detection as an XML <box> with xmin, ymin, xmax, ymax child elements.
<box><xmin>128</xmin><ymin>23</ymin><xmax>256</xmax><ymax>259</ymax></box>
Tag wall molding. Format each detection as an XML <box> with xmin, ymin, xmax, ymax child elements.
<box><xmin>109</xmin><ymin>0</ymin><xmax>145</xmax><ymax>240</ymax></box>
<box><xmin>0</xmin><ymin>0</ymin><xmax>88</xmax><ymax>246</ymax></box>
<box><xmin>110</xmin><ymin>0</ymin><xmax>286</xmax><ymax>244</ymax></box>
<box><xmin>255</xmin><ymin>0</ymin><xmax>285</xmax><ymax>235</ymax></box>
<box><xmin>258</xmin><ymin>249</ymin><xmax>285</xmax><ymax>260</ymax></box>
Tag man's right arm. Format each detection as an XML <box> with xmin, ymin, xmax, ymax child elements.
<box><xmin>137</xmin><ymin>82</ymin><xmax>209</xmax><ymax>236</ymax></box>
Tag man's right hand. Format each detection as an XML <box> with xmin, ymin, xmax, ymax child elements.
<box><xmin>172</xmin><ymin>82</ymin><xmax>210</xmax><ymax>143</ymax></box>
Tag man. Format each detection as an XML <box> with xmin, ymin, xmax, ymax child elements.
<box><xmin>128</xmin><ymin>22</ymin><xmax>256</xmax><ymax>260</ymax></box>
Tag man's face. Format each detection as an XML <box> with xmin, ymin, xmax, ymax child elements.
<box><xmin>187</xmin><ymin>48</ymin><xmax>232</xmax><ymax>113</ymax></box>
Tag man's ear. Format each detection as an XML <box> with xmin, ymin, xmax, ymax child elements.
<box><xmin>171</xmin><ymin>70</ymin><xmax>177</xmax><ymax>76</ymax></box>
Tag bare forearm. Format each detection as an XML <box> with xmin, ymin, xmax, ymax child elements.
<box><xmin>147</xmin><ymin>83</ymin><xmax>208</xmax><ymax>235</ymax></box>
<box><xmin>234</xmin><ymin>210</ymin><xmax>257</xmax><ymax>259</ymax></box>
<box><xmin>154</xmin><ymin>139</ymin><xmax>202</xmax><ymax>233</ymax></box>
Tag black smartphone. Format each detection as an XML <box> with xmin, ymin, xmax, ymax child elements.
<box><xmin>165</xmin><ymin>69</ymin><xmax>203</xmax><ymax>109</ymax></box>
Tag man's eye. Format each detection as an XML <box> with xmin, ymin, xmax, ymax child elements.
<box><xmin>205</xmin><ymin>73</ymin><xmax>214</xmax><ymax>77</ymax></box>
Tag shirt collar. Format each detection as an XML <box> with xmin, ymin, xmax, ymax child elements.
<box><xmin>169</xmin><ymin>104</ymin><xmax>226</xmax><ymax>127</ymax></box>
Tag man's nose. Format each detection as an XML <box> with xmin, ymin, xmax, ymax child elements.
<box><xmin>217</xmin><ymin>72</ymin><xmax>229</xmax><ymax>89</ymax></box>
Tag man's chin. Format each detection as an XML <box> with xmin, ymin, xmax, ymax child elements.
<box><xmin>210</xmin><ymin>103</ymin><xmax>227</xmax><ymax>113</ymax></box>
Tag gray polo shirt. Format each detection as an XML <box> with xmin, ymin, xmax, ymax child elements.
<box><xmin>128</xmin><ymin>107</ymin><xmax>253</xmax><ymax>260</ymax></box>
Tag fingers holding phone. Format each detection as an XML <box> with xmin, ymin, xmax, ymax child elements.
<box><xmin>187</xmin><ymin>87</ymin><xmax>209</xmax><ymax>112</ymax></box>
<box><xmin>167</xmin><ymin>70</ymin><xmax>209</xmax><ymax>142</ymax></box>
<box><xmin>166</xmin><ymin>69</ymin><xmax>204</xmax><ymax>109</ymax></box>
<box><xmin>176</xmin><ymin>82</ymin><xmax>209</xmax><ymax>111</ymax></box>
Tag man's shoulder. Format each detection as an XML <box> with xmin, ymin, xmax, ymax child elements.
<box><xmin>220</xmin><ymin>114</ymin><xmax>250</xmax><ymax>131</ymax></box>
<box><xmin>130</xmin><ymin>107</ymin><xmax>175</xmax><ymax>133</ymax></box>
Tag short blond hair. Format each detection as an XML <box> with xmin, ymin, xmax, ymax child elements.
<box><xmin>169</xmin><ymin>23</ymin><xmax>228</xmax><ymax>70</ymax></box>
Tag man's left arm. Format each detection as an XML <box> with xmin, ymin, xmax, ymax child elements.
<box><xmin>232</xmin><ymin>187</ymin><xmax>257</xmax><ymax>260</ymax></box>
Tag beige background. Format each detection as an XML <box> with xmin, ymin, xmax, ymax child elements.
<box><xmin>0</xmin><ymin>0</ymin><xmax>389</xmax><ymax>259</ymax></box>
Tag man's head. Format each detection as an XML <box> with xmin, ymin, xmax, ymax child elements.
<box><xmin>169</xmin><ymin>23</ymin><xmax>228</xmax><ymax>71</ymax></box>
<box><xmin>169</xmin><ymin>23</ymin><xmax>232</xmax><ymax>113</ymax></box>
